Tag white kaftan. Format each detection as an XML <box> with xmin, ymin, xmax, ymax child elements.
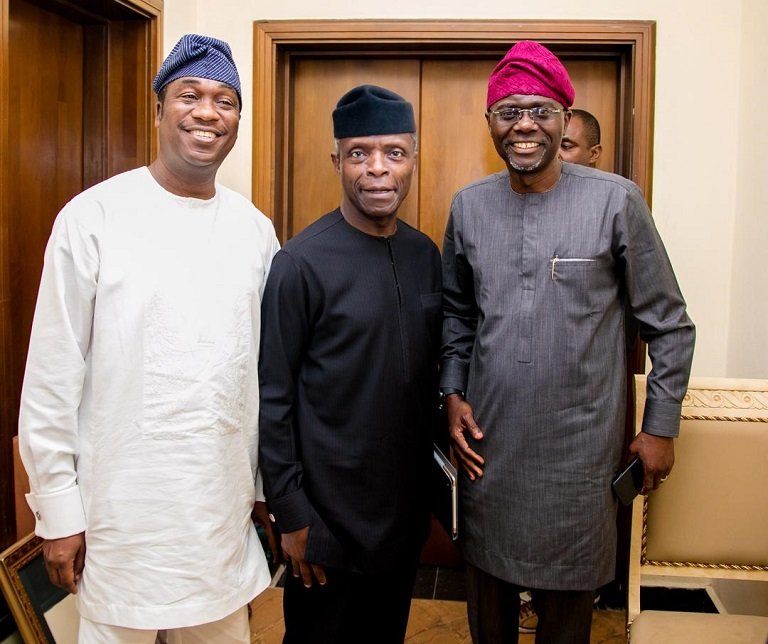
<box><xmin>19</xmin><ymin>167</ymin><xmax>279</xmax><ymax>629</ymax></box>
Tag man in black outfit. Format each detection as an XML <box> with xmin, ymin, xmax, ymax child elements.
<box><xmin>258</xmin><ymin>85</ymin><xmax>442</xmax><ymax>644</ymax></box>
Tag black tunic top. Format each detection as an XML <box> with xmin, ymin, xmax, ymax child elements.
<box><xmin>259</xmin><ymin>209</ymin><xmax>442</xmax><ymax>573</ymax></box>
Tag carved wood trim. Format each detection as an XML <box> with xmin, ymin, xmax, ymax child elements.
<box><xmin>683</xmin><ymin>388</ymin><xmax>768</xmax><ymax>413</ymax></box>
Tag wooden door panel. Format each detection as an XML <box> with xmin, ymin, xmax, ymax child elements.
<box><xmin>104</xmin><ymin>20</ymin><xmax>154</xmax><ymax>179</ymax></box>
<box><xmin>1</xmin><ymin>0</ymin><xmax>160</xmax><ymax>547</ymax></box>
<box><xmin>566</xmin><ymin>59</ymin><xmax>619</xmax><ymax>173</ymax></box>
<box><xmin>281</xmin><ymin>54</ymin><xmax>623</xmax><ymax>246</ymax></box>
<box><xmin>419</xmin><ymin>58</ymin><xmax>507</xmax><ymax>248</ymax></box>
<box><xmin>8</xmin><ymin>0</ymin><xmax>84</xmax><ymax>409</ymax></box>
<box><xmin>289</xmin><ymin>58</ymin><xmax>421</xmax><ymax>237</ymax></box>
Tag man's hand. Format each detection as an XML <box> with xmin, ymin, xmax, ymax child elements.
<box><xmin>42</xmin><ymin>532</ymin><xmax>86</xmax><ymax>594</ymax></box>
<box><xmin>445</xmin><ymin>394</ymin><xmax>485</xmax><ymax>480</ymax></box>
<box><xmin>251</xmin><ymin>501</ymin><xmax>283</xmax><ymax>565</ymax></box>
<box><xmin>629</xmin><ymin>431</ymin><xmax>675</xmax><ymax>492</ymax></box>
<box><xmin>281</xmin><ymin>527</ymin><xmax>326</xmax><ymax>588</ymax></box>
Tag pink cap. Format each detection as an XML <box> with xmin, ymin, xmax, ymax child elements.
<box><xmin>487</xmin><ymin>41</ymin><xmax>575</xmax><ymax>110</ymax></box>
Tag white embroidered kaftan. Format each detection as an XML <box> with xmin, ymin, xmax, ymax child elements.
<box><xmin>19</xmin><ymin>167</ymin><xmax>278</xmax><ymax>628</ymax></box>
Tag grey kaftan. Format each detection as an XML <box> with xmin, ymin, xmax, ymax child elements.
<box><xmin>440</xmin><ymin>163</ymin><xmax>695</xmax><ymax>590</ymax></box>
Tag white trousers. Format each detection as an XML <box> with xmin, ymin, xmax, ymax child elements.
<box><xmin>78</xmin><ymin>606</ymin><xmax>250</xmax><ymax>644</ymax></box>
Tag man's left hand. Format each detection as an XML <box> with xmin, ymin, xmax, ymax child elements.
<box><xmin>629</xmin><ymin>431</ymin><xmax>675</xmax><ymax>493</ymax></box>
<box><xmin>252</xmin><ymin>501</ymin><xmax>283</xmax><ymax>565</ymax></box>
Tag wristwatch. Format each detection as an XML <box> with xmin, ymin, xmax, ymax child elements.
<box><xmin>438</xmin><ymin>388</ymin><xmax>464</xmax><ymax>409</ymax></box>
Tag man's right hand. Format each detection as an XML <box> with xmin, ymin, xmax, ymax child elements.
<box><xmin>445</xmin><ymin>394</ymin><xmax>485</xmax><ymax>480</ymax></box>
<box><xmin>43</xmin><ymin>532</ymin><xmax>86</xmax><ymax>594</ymax></box>
<box><xmin>281</xmin><ymin>527</ymin><xmax>327</xmax><ymax>588</ymax></box>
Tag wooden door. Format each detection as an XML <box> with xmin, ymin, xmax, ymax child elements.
<box><xmin>254</xmin><ymin>21</ymin><xmax>654</xmax><ymax>241</ymax></box>
<box><xmin>254</xmin><ymin>20</ymin><xmax>654</xmax><ymax>591</ymax></box>
<box><xmin>0</xmin><ymin>0</ymin><xmax>161</xmax><ymax>549</ymax></box>
<box><xmin>288</xmin><ymin>55</ymin><xmax>619</xmax><ymax>246</ymax></box>
<box><xmin>7</xmin><ymin>0</ymin><xmax>86</xmax><ymax>437</ymax></box>
<box><xmin>289</xmin><ymin>58</ymin><xmax>422</xmax><ymax>233</ymax></box>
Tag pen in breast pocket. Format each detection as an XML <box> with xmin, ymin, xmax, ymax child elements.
<box><xmin>549</xmin><ymin>255</ymin><xmax>597</xmax><ymax>279</ymax></box>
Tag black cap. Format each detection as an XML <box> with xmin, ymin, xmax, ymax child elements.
<box><xmin>332</xmin><ymin>85</ymin><xmax>416</xmax><ymax>139</ymax></box>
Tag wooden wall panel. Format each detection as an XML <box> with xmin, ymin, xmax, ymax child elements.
<box><xmin>290</xmin><ymin>56</ymin><xmax>622</xmax><ymax>249</ymax></box>
<box><xmin>0</xmin><ymin>0</ymin><xmax>161</xmax><ymax>548</ymax></box>
<box><xmin>0</xmin><ymin>0</ymin><xmax>13</xmax><ymax>548</ymax></box>
<box><xmin>419</xmin><ymin>58</ymin><xmax>506</xmax><ymax>248</ymax></box>
<box><xmin>290</xmin><ymin>58</ymin><xmax>421</xmax><ymax>237</ymax></box>
<box><xmin>8</xmin><ymin>0</ymin><xmax>85</xmax><ymax>435</ymax></box>
<box><xmin>567</xmin><ymin>59</ymin><xmax>619</xmax><ymax>173</ymax></box>
<box><xmin>106</xmin><ymin>19</ymin><xmax>155</xmax><ymax>178</ymax></box>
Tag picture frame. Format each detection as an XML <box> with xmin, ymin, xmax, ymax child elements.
<box><xmin>0</xmin><ymin>533</ymin><xmax>76</xmax><ymax>643</ymax></box>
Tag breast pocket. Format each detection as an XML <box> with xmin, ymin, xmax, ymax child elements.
<box><xmin>548</xmin><ymin>256</ymin><xmax>615</xmax><ymax>315</ymax></box>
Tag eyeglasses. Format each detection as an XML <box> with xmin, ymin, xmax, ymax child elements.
<box><xmin>487</xmin><ymin>106</ymin><xmax>564</xmax><ymax>124</ymax></box>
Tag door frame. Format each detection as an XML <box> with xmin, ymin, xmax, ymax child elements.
<box><xmin>0</xmin><ymin>0</ymin><xmax>163</xmax><ymax>549</ymax></box>
<box><xmin>252</xmin><ymin>19</ymin><xmax>655</xmax><ymax>241</ymax></box>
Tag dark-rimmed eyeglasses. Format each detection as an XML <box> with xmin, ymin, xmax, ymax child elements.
<box><xmin>487</xmin><ymin>107</ymin><xmax>564</xmax><ymax>124</ymax></box>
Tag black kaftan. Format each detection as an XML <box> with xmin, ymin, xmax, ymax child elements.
<box><xmin>259</xmin><ymin>209</ymin><xmax>442</xmax><ymax>573</ymax></box>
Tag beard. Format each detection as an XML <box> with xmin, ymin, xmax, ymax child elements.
<box><xmin>504</xmin><ymin>143</ymin><xmax>546</xmax><ymax>173</ymax></box>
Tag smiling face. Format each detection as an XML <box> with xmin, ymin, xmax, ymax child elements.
<box><xmin>332</xmin><ymin>133</ymin><xmax>417</xmax><ymax>235</ymax></box>
<box><xmin>151</xmin><ymin>77</ymin><xmax>241</xmax><ymax>197</ymax></box>
<box><xmin>486</xmin><ymin>94</ymin><xmax>569</xmax><ymax>192</ymax></box>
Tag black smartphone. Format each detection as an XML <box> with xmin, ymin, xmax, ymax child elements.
<box><xmin>612</xmin><ymin>457</ymin><xmax>644</xmax><ymax>506</ymax></box>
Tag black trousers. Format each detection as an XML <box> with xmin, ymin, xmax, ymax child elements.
<box><xmin>282</xmin><ymin>560</ymin><xmax>419</xmax><ymax>644</ymax></box>
<box><xmin>465</xmin><ymin>563</ymin><xmax>594</xmax><ymax>644</ymax></box>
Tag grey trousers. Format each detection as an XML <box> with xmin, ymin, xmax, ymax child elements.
<box><xmin>465</xmin><ymin>563</ymin><xmax>594</xmax><ymax>644</ymax></box>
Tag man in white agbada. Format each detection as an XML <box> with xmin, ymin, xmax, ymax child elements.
<box><xmin>18</xmin><ymin>33</ymin><xmax>279</xmax><ymax>643</ymax></box>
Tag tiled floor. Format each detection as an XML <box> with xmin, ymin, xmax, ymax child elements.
<box><xmin>249</xmin><ymin>564</ymin><xmax>628</xmax><ymax>643</ymax></box>
<box><xmin>412</xmin><ymin>565</ymin><xmax>467</xmax><ymax>601</ymax></box>
<box><xmin>249</xmin><ymin>588</ymin><xmax>627</xmax><ymax>643</ymax></box>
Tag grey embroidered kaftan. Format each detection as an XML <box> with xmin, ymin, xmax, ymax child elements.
<box><xmin>440</xmin><ymin>163</ymin><xmax>695</xmax><ymax>590</ymax></box>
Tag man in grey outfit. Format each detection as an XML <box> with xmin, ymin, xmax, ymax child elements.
<box><xmin>440</xmin><ymin>40</ymin><xmax>695</xmax><ymax>644</ymax></box>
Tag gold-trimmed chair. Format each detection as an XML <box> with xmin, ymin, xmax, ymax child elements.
<box><xmin>627</xmin><ymin>376</ymin><xmax>768</xmax><ymax>643</ymax></box>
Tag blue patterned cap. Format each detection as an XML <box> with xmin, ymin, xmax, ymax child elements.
<box><xmin>153</xmin><ymin>34</ymin><xmax>242</xmax><ymax>108</ymax></box>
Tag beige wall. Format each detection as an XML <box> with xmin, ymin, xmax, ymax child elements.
<box><xmin>729</xmin><ymin>0</ymin><xmax>767</xmax><ymax>378</ymax></box>
<box><xmin>161</xmin><ymin>0</ymin><xmax>767</xmax><ymax>380</ymax></box>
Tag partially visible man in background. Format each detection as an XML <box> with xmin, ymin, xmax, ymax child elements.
<box><xmin>559</xmin><ymin>108</ymin><xmax>602</xmax><ymax>168</ymax></box>
<box><xmin>19</xmin><ymin>34</ymin><xmax>279</xmax><ymax>643</ymax></box>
